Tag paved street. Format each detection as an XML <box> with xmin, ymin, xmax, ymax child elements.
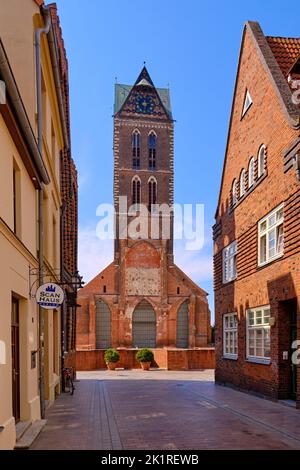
<box><xmin>31</xmin><ymin>370</ymin><xmax>300</xmax><ymax>450</ymax></box>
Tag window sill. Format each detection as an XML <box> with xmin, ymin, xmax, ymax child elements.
<box><xmin>246</xmin><ymin>356</ymin><xmax>271</xmax><ymax>365</ymax></box>
<box><xmin>222</xmin><ymin>277</ymin><xmax>237</xmax><ymax>285</ymax></box>
<box><xmin>223</xmin><ymin>354</ymin><xmax>238</xmax><ymax>361</ymax></box>
<box><xmin>229</xmin><ymin>172</ymin><xmax>268</xmax><ymax>213</ymax></box>
<box><xmin>258</xmin><ymin>253</ymin><xmax>283</xmax><ymax>268</ymax></box>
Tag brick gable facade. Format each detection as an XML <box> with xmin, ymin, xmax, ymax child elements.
<box><xmin>214</xmin><ymin>22</ymin><xmax>300</xmax><ymax>407</ymax></box>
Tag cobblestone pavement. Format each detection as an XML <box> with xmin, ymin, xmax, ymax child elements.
<box><xmin>31</xmin><ymin>370</ymin><xmax>300</xmax><ymax>450</ymax></box>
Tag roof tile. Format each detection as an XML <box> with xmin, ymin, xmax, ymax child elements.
<box><xmin>266</xmin><ymin>36</ymin><xmax>300</xmax><ymax>77</ymax></box>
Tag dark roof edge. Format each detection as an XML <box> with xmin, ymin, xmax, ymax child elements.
<box><xmin>247</xmin><ymin>21</ymin><xmax>300</xmax><ymax>129</ymax></box>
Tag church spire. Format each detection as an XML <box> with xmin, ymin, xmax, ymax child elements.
<box><xmin>134</xmin><ymin>66</ymin><xmax>155</xmax><ymax>88</ymax></box>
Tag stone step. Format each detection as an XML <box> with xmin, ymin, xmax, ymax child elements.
<box><xmin>15</xmin><ymin>420</ymin><xmax>47</xmax><ymax>449</ymax></box>
<box><xmin>16</xmin><ymin>420</ymin><xmax>31</xmax><ymax>441</ymax></box>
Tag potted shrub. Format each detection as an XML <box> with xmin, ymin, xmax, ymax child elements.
<box><xmin>136</xmin><ymin>348</ymin><xmax>154</xmax><ymax>371</ymax></box>
<box><xmin>104</xmin><ymin>348</ymin><xmax>120</xmax><ymax>370</ymax></box>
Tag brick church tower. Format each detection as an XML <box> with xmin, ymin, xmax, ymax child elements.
<box><xmin>76</xmin><ymin>67</ymin><xmax>211</xmax><ymax>356</ymax></box>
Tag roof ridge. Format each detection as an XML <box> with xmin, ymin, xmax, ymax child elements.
<box><xmin>266</xmin><ymin>35</ymin><xmax>300</xmax><ymax>41</ymax></box>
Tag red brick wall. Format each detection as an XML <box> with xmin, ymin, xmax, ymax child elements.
<box><xmin>76</xmin><ymin>348</ymin><xmax>215</xmax><ymax>371</ymax></box>
<box><xmin>213</xmin><ymin>23</ymin><xmax>300</xmax><ymax>406</ymax></box>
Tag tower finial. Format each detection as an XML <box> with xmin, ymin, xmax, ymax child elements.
<box><xmin>143</xmin><ymin>60</ymin><xmax>146</xmax><ymax>66</ymax></box>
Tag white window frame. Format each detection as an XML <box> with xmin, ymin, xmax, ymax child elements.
<box><xmin>232</xmin><ymin>179</ymin><xmax>237</xmax><ymax>206</ymax></box>
<box><xmin>258</xmin><ymin>203</ymin><xmax>284</xmax><ymax>267</ymax></box>
<box><xmin>223</xmin><ymin>240</ymin><xmax>237</xmax><ymax>284</ymax></box>
<box><xmin>246</xmin><ymin>306</ymin><xmax>271</xmax><ymax>364</ymax></box>
<box><xmin>248</xmin><ymin>157</ymin><xmax>255</xmax><ymax>188</ymax></box>
<box><xmin>242</xmin><ymin>90</ymin><xmax>252</xmax><ymax>117</ymax></box>
<box><xmin>223</xmin><ymin>313</ymin><xmax>238</xmax><ymax>360</ymax></box>
<box><xmin>240</xmin><ymin>169</ymin><xmax>246</xmax><ymax>197</ymax></box>
<box><xmin>258</xmin><ymin>145</ymin><xmax>266</xmax><ymax>178</ymax></box>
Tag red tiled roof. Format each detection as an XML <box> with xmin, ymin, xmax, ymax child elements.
<box><xmin>266</xmin><ymin>36</ymin><xmax>300</xmax><ymax>77</ymax></box>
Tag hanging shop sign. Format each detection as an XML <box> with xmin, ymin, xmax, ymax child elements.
<box><xmin>36</xmin><ymin>283</ymin><xmax>64</xmax><ymax>310</ymax></box>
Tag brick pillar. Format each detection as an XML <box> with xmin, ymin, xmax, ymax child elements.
<box><xmin>89</xmin><ymin>300</ymin><xmax>96</xmax><ymax>349</ymax></box>
<box><xmin>189</xmin><ymin>295</ymin><xmax>196</xmax><ymax>348</ymax></box>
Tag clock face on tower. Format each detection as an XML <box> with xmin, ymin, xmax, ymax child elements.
<box><xmin>135</xmin><ymin>94</ymin><xmax>156</xmax><ymax>114</ymax></box>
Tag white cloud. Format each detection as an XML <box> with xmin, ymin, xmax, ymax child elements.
<box><xmin>78</xmin><ymin>225</ymin><xmax>113</xmax><ymax>283</ymax></box>
<box><xmin>79</xmin><ymin>223</ymin><xmax>213</xmax><ymax>286</ymax></box>
<box><xmin>174</xmin><ymin>238</ymin><xmax>213</xmax><ymax>283</ymax></box>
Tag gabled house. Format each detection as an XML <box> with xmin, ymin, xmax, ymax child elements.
<box><xmin>213</xmin><ymin>21</ymin><xmax>300</xmax><ymax>407</ymax></box>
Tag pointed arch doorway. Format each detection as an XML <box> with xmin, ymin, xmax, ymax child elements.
<box><xmin>176</xmin><ymin>301</ymin><xmax>189</xmax><ymax>348</ymax></box>
<box><xmin>95</xmin><ymin>300</ymin><xmax>111</xmax><ymax>349</ymax></box>
<box><xmin>132</xmin><ymin>300</ymin><xmax>156</xmax><ymax>348</ymax></box>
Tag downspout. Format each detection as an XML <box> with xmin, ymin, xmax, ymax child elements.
<box><xmin>60</xmin><ymin>197</ymin><xmax>66</xmax><ymax>391</ymax></box>
<box><xmin>35</xmin><ymin>5</ymin><xmax>51</xmax><ymax>420</ymax></box>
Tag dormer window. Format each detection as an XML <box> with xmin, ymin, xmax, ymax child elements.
<box><xmin>242</xmin><ymin>90</ymin><xmax>252</xmax><ymax>118</ymax></box>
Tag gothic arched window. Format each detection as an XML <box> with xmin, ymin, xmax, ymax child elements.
<box><xmin>132</xmin><ymin>130</ymin><xmax>140</xmax><ymax>169</ymax></box>
<box><xmin>132</xmin><ymin>176</ymin><xmax>141</xmax><ymax>206</ymax></box>
<box><xmin>248</xmin><ymin>157</ymin><xmax>255</xmax><ymax>188</ymax></box>
<box><xmin>240</xmin><ymin>169</ymin><xmax>246</xmax><ymax>197</ymax></box>
<box><xmin>232</xmin><ymin>179</ymin><xmax>237</xmax><ymax>206</ymax></box>
<box><xmin>148</xmin><ymin>177</ymin><xmax>157</xmax><ymax>211</ymax></box>
<box><xmin>258</xmin><ymin>145</ymin><xmax>266</xmax><ymax>178</ymax></box>
<box><xmin>148</xmin><ymin>131</ymin><xmax>156</xmax><ymax>170</ymax></box>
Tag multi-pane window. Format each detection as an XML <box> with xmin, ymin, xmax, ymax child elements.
<box><xmin>148</xmin><ymin>132</ymin><xmax>156</xmax><ymax>169</ymax></box>
<box><xmin>223</xmin><ymin>240</ymin><xmax>237</xmax><ymax>283</ymax></box>
<box><xmin>258</xmin><ymin>145</ymin><xmax>266</xmax><ymax>177</ymax></box>
<box><xmin>248</xmin><ymin>157</ymin><xmax>255</xmax><ymax>188</ymax></box>
<box><xmin>223</xmin><ymin>313</ymin><xmax>238</xmax><ymax>359</ymax></box>
<box><xmin>258</xmin><ymin>204</ymin><xmax>284</xmax><ymax>266</ymax></box>
<box><xmin>132</xmin><ymin>130</ymin><xmax>140</xmax><ymax>169</ymax></box>
<box><xmin>148</xmin><ymin>178</ymin><xmax>157</xmax><ymax>211</ymax></box>
<box><xmin>132</xmin><ymin>177</ymin><xmax>141</xmax><ymax>206</ymax></box>
<box><xmin>247</xmin><ymin>306</ymin><xmax>271</xmax><ymax>362</ymax></box>
<box><xmin>240</xmin><ymin>169</ymin><xmax>246</xmax><ymax>197</ymax></box>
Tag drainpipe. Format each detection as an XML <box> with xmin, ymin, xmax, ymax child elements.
<box><xmin>35</xmin><ymin>5</ymin><xmax>51</xmax><ymax>420</ymax></box>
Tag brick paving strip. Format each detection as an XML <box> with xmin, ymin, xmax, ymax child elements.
<box><xmin>184</xmin><ymin>386</ymin><xmax>300</xmax><ymax>447</ymax></box>
<box><xmin>31</xmin><ymin>371</ymin><xmax>300</xmax><ymax>450</ymax></box>
<box><xmin>99</xmin><ymin>382</ymin><xmax>123</xmax><ymax>450</ymax></box>
<box><xmin>31</xmin><ymin>380</ymin><xmax>123</xmax><ymax>450</ymax></box>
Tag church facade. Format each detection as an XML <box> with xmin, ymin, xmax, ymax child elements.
<box><xmin>76</xmin><ymin>68</ymin><xmax>211</xmax><ymax>351</ymax></box>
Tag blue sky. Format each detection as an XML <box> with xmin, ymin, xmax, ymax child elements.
<box><xmin>56</xmin><ymin>0</ymin><xmax>300</xmax><ymax>322</ymax></box>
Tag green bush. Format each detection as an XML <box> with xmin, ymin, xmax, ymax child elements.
<box><xmin>104</xmin><ymin>348</ymin><xmax>120</xmax><ymax>363</ymax></box>
<box><xmin>136</xmin><ymin>348</ymin><xmax>154</xmax><ymax>363</ymax></box>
